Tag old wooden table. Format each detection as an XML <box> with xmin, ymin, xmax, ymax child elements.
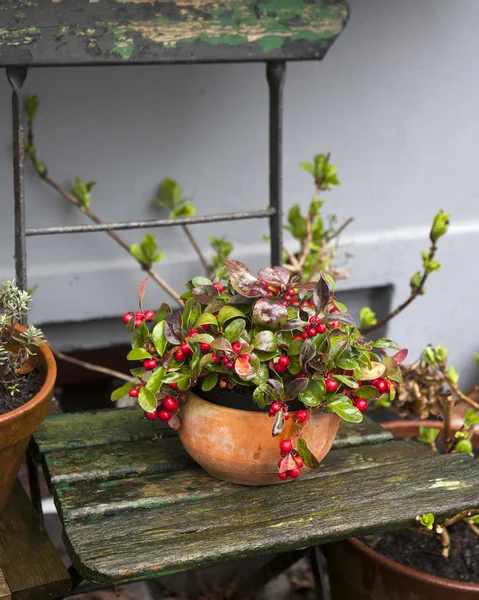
<box><xmin>32</xmin><ymin>407</ymin><xmax>479</xmax><ymax>589</ymax></box>
<box><xmin>0</xmin><ymin>482</ymin><xmax>70</xmax><ymax>600</ymax></box>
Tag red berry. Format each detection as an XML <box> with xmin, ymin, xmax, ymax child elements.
<box><xmin>288</xmin><ymin>468</ymin><xmax>300</xmax><ymax>479</ymax></box>
<box><xmin>223</xmin><ymin>358</ymin><xmax>234</xmax><ymax>369</ymax></box>
<box><xmin>212</xmin><ymin>282</ymin><xmax>223</xmax><ymax>293</ymax></box>
<box><xmin>157</xmin><ymin>409</ymin><xmax>173</xmax><ymax>422</ymax></box>
<box><xmin>181</xmin><ymin>342</ymin><xmax>190</xmax><ymax>354</ymax></box>
<box><xmin>168</xmin><ymin>382</ymin><xmax>178</xmax><ymax>389</ymax></box>
<box><xmin>144</xmin><ymin>309</ymin><xmax>155</xmax><ymax>321</ymax></box>
<box><xmin>283</xmin><ymin>411</ymin><xmax>290</xmax><ymax>421</ymax></box>
<box><xmin>291</xmin><ymin>300</ymin><xmax>300</xmax><ymax>306</ymax></box>
<box><xmin>200</xmin><ymin>343</ymin><xmax>211</xmax><ymax>353</ymax></box>
<box><xmin>274</xmin><ymin>363</ymin><xmax>286</xmax><ymax>373</ymax></box>
<box><xmin>202</xmin><ymin>324</ymin><xmax>210</xmax><ymax>331</ymax></box>
<box><xmin>143</xmin><ymin>358</ymin><xmax>157</xmax><ymax>371</ymax></box>
<box><xmin>134</xmin><ymin>319</ymin><xmax>143</xmax><ymax>329</ymax></box>
<box><xmin>294</xmin><ymin>456</ymin><xmax>304</xmax><ymax>468</ymax></box>
<box><xmin>330</xmin><ymin>321</ymin><xmax>340</xmax><ymax>328</ymax></box>
<box><xmin>240</xmin><ymin>353</ymin><xmax>251</xmax><ymax>363</ymax></box>
<box><xmin>284</xmin><ymin>295</ymin><xmax>291</xmax><ymax>302</ymax></box>
<box><xmin>282</xmin><ymin>301</ymin><xmax>289</xmax><ymax>306</ymax></box>
<box><xmin>268</xmin><ymin>407</ymin><xmax>275</xmax><ymax>417</ymax></box>
<box><xmin>267</xmin><ymin>290</ymin><xmax>274</xmax><ymax>297</ymax></box>
<box><xmin>122</xmin><ymin>312</ymin><xmax>134</xmax><ymax>324</ymax></box>
<box><xmin>212</xmin><ymin>353</ymin><xmax>221</xmax><ymax>364</ymax></box>
<box><xmin>355</xmin><ymin>398</ymin><xmax>368</xmax><ymax>412</ymax></box>
<box><xmin>301</xmin><ymin>332</ymin><xmax>308</xmax><ymax>340</ymax></box>
<box><xmin>374</xmin><ymin>378</ymin><xmax>389</xmax><ymax>394</ymax></box>
<box><xmin>293</xmin><ymin>334</ymin><xmax>303</xmax><ymax>340</ymax></box>
<box><xmin>129</xmin><ymin>387</ymin><xmax>139</xmax><ymax>398</ymax></box>
<box><xmin>330</xmin><ymin>307</ymin><xmax>340</xmax><ymax>313</ymax></box>
<box><xmin>135</xmin><ymin>311</ymin><xmax>144</xmax><ymax>320</ymax></box>
<box><xmin>316</xmin><ymin>322</ymin><xmax>327</xmax><ymax>334</ymax></box>
<box><xmin>144</xmin><ymin>410</ymin><xmax>157</xmax><ymax>421</ymax></box>
<box><xmin>295</xmin><ymin>409</ymin><xmax>308</xmax><ymax>423</ymax></box>
<box><xmin>288</xmin><ymin>289</ymin><xmax>295</xmax><ymax>296</ymax></box>
<box><xmin>307</xmin><ymin>327</ymin><xmax>317</xmax><ymax>337</ymax></box>
<box><xmin>271</xmin><ymin>401</ymin><xmax>282</xmax><ymax>414</ymax></box>
<box><xmin>390</xmin><ymin>380</ymin><xmax>397</xmax><ymax>390</ymax></box>
<box><xmin>259</xmin><ymin>279</ymin><xmax>269</xmax><ymax>288</ymax></box>
<box><xmin>280</xmin><ymin>439</ymin><xmax>293</xmax><ymax>454</ymax></box>
<box><xmin>174</xmin><ymin>350</ymin><xmax>185</xmax><ymax>362</ymax></box>
<box><xmin>278</xmin><ymin>472</ymin><xmax>288</xmax><ymax>480</ymax></box>
<box><xmin>325</xmin><ymin>378</ymin><xmax>338</xmax><ymax>393</ymax></box>
<box><xmin>278</xmin><ymin>355</ymin><xmax>290</xmax><ymax>368</ymax></box>
<box><xmin>162</xmin><ymin>396</ymin><xmax>179</xmax><ymax>411</ymax></box>
<box><xmin>232</xmin><ymin>342</ymin><xmax>242</xmax><ymax>354</ymax></box>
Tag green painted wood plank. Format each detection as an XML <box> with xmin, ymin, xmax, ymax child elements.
<box><xmin>34</xmin><ymin>407</ymin><xmax>390</xmax><ymax>456</ymax></box>
<box><xmin>0</xmin><ymin>483</ymin><xmax>71</xmax><ymax>600</ymax></box>
<box><xmin>61</xmin><ymin>453</ymin><xmax>479</xmax><ymax>583</ymax></box>
<box><xmin>0</xmin><ymin>1</ymin><xmax>349</xmax><ymax>67</ymax></box>
<box><xmin>54</xmin><ymin>441</ymin><xmax>433</xmax><ymax>523</ymax></box>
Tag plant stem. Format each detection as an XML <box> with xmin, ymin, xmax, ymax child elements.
<box><xmin>441</xmin><ymin>368</ymin><xmax>479</xmax><ymax>410</ymax></box>
<box><xmin>360</xmin><ymin>241</ymin><xmax>438</xmax><ymax>335</ymax></box>
<box><xmin>51</xmin><ymin>347</ymin><xmax>135</xmax><ymax>382</ymax></box>
<box><xmin>443</xmin><ymin>396</ymin><xmax>454</xmax><ymax>452</ymax></box>
<box><xmin>467</xmin><ymin>521</ymin><xmax>479</xmax><ymax>536</ymax></box>
<box><xmin>26</xmin><ymin>118</ymin><xmax>183</xmax><ymax>307</ymax></box>
<box><xmin>181</xmin><ymin>224</ymin><xmax>212</xmax><ymax>278</ymax></box>
<box><xmin>442</xmin><ymin>509</ymin><xmax>479</xmax><ymax>528</ymax></box>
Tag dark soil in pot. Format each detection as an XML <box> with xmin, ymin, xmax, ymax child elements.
<box><xmin>196</xmin><ymin>384</ymin><xmax>303</xmax><ymax>412</ymax></box>
<box><xmin>360</xmin><ymin>521</ymin><xmax>479</xmax><ymax>583</ymax></box>
<box><xmin>0</xmin><ymin>370</ymin><xmax>43</xmax><ymax>415</ymax></box>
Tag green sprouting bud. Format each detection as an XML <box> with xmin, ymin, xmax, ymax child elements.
<box><xmin>419</xmin><ymin>513</ymin><xmax>435</xmax><ymax>530</ymax></box>
<box><xmin>410</xmin><ymin>272</ymin><xmax>422</xmax><ymax>291</ymax></box>
<box><xmin>360</xmin><ymin>306</ymin><xmax>377</xmax><ymax>329</ymax></box>
<box><xmin>35</xmin><ymin>160</ymin><xmax>47</xmax><ymax>176</ymax></box>
<box><xmin>25</xmin><ymin>95</ymin><xmax>39</xmax><ymax>121</ymax></box>
<box><xmin>430</xmin><ymin>210</ymin><xmax>450</xmax><ymax>243</ymax></box>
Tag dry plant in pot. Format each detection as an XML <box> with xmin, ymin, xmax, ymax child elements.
<box><xmin>327</xmin><ymin>344</ymin><xmax>479</xmax><ymax>599</ymax></box>
<box><xmin>112</xmin><ymin>262</ymin><xmax>406</xmax><ymax>485</ymax></box>
<box><xmin>0</xmin><ymin>280</ymin><xmax>56</xmax><ymax>516</ymax></box>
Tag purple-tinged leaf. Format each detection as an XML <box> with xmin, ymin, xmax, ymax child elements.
<box><xmin>296</xmin><ymin>281</ymin><xmax>317</xmax><ymax>291</ymax></box>
<box><xmin>210</xmin><ymin>338</ymin><xmax>233</xmax><ymax>352</ymax></box>
<box><xmin>280</xmin><ymin>318</ymin><xmax>307</xmax><ymax>331</ymax></box>
<box><xmin>278</xmin><ymin>454</ymin><xmax>296</xmax><ymax>474</ymax></box>
<box><xmin>267</xmin><ymin>378</ymin><xmax>284</xmax><ymax>396</ymax></box>
<box><xmin>392</xmin><ymin>348</ymin><xmax>408</xmax><ymax>365</ymax></box>
<box><xmin>253</xmin><ymin>298</ymin><xmax>288</xmax><ymax>330</ymax></box>
<box><xmin>235</xmin><ymin>356</ymin><xmax>251</xmax><ymax>377</ymax></box>
<box><xmin>153</xmin><ymin>302</ymin><xmax>172</xmax><ymax>323</ymax></box>
<box><xmin>205</xmin><ymin>299</ymin><xmax>225</xmax><ymax>314</ymax></box>
<box><xmin>172</xmin><ymin>311</ymin><xmax>182</xmax><ymax>338</ymax></box>
<box><xmin>192</xmin><ymin>285</ymin><xmax>219</xmax><ymax>304</ymax></box>
<box><xmin>225</xmin><ymin>259</ymin><xmax>251</xmax><ymax>274</ymax></box>
<box><xmin>168</xmin><ymin>414</ymin><xmax>180</xmax><ymax>430</ymax></box>
<box><xmin>138</xmin><ymin>277</ymin><xmax>148</xmax><ymax>310</ymax></box>
<box><xmin>383</xmin><ymin>354</ymin><xmax>400</xmax><ymax>377</ymax></box>
<box><xmin>229</xmin><ymin>270</ymin><xmax>267</xmax><ymax>298</ymax></box>
<box><xmin>257</xmin><ymin>266</ymin><xmax>290</xmax><ymax>286</ymax></box>
<box><xmin>253</xmin><ymin>330</ymin><xmax>278</xmax><ymax>352</ymax></box>
<box><xmin>313</xmin><ymin>273</ymin><xmax>331</xmax><ymax>313</ymax></box>
<box><xmin>229</xmin><ymin>294</ymin><xmax>253</xmax><ymax>305</ymax></box>
<box><xmin>323</xmin><ymin>312</ymin><xmax>354</xmax><ymax>326</ymax></box>
<box><xmin>297</xmin><ymin>437</ymin><xmax>320</xmax><ymax>468</ymax></box>
<box><xmin>285</xmin><ymin>377</ymin><xmax>309</xmax><ymax>401</ymax></box>
<box><xmin>165</xmin><ymin>322</ymin><xmax>181</xmax><ymax>345</ymax></box>
<box><xmin>300</xmin><ymin>338</ymin><xmax>316</xmax><ymax>367</ymax></box>
<box><xmin>272</xmin><ymin>410</ymin><xmax>285</xmax><ymax>436</ymax></box>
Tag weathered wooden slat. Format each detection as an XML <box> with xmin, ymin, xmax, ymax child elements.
<box><xmin>61</xmin><ymin>452</ymin><xmax>479</xmax><ymax>583</ymax></box>
<box><xmin>34</xmin><ymin>407</ymin><xmax>390</xmax><ymax>456</ymax></box>
<box><xmin>0</xmin><ymin>569</ymin><xmax>10</xmax><ymax>600</ymax></box>
<box><xmin>0</xmin><ymin>1</ymin><xmax>349</xmax><ymax>67</ymax></box>
<box><xmin>54</xmin><ymin>441</ymin><xmax>432</xmax><ymax>523</ymax></box>
<box><xmin>0</xmin><ymin>482</ymin><xmax>71</xmax><ymax>600</ymax></box>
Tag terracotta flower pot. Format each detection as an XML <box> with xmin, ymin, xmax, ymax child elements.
<box><xmin>327</xmin><ymin>420</ymin><xmax>479</xmax><ymax>599</ymax></box>
<box><xmin>178</xmin><ymin>391</ymin><xmax>340</xmax><ymax>485</ymax></box>
<box><xmin>0</xmin><ymin>326</ymin><xmax>56</xmax><ymax>517</ymax></box>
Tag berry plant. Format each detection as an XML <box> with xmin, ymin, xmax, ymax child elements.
<box><xmin>113</xmin><ymin>262</ymin><xmax>406</xmax><ymax>480</ymax></box>
<box><xmin>0</xmin><ymin>280</ymin><xmax>45</xmax><ymax>395</ymax></box>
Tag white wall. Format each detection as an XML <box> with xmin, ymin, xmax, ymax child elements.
<box><xmin>1</xmin><ymin>0</ymin><xmax>478</xmax><ymax>387</ymax></box>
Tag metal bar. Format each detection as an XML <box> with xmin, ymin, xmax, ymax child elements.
<box><xmin>310</xmin><ymin>546</ymin><xmax>331</xmax><ymax>600</ymax></box>
<box><xmin>7</xmin><ymin>68</ymin><xmax>28</xmax><ymax>292</ymax></box>
<box><xmin>25</xmin><ymin>208</ymin><xmax>275</xmax><ymax>236</ymax></box>
<box><xmin>26</xmin><ymin>441</ymin><xmax>44</xmax><ymax>523</ymax></box>
<box><xmin>267</xmin><ymin>61</ymin><xmax>286</xmax><ymax>267</ymax></box>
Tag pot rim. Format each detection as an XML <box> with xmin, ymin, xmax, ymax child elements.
<box><xmin>0</xmin><ymin>324</ymin><xmax>56</xmax><ymax>426</ymax></box>
<box><xmin>348</xmin><ymin>418</ymin><xmax>479</xmax><ymax>591</ymax></box>
<box><xmin>348</xmin><ymin>537</ymin><xmax>479</xmax><ymax>591</ymax></box>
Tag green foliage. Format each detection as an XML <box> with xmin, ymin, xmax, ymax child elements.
<box><xmin>360</xmin><ymin>307</ymin><xmax>377</xmax><ymax>329</ymax></box>
<box><xmin>464</xmin><ymin>409</ymin><xmax>479</xmax><ymax>428</ymax></box>
<box><xmin>300</xmin><ymin>153</ymin><xmax>340</xmax><ymax>189</ymax></box>
<box><xmin>155</xmin><ymin>178</ymin><xmax>196</xmax><ymax>219</ymax></box>
<box><xmin>71</xmin><ymin>177</ymin><xmax>96</xmax><ymax>211</ymax></box>
<box><xmin>423</xmin><ymin>345</ymin><xmax>448</xmax><ymax>367</ymax></box>
<box><xmin>419</xmin><ymin>513</ymin><xmax>435</xmax><ymax>530</ymax></box>
<box><xmin>430</xmin><ymin>210</ymin><xmax>450</xmax><ymax>243</ymax></box>
<box><xmin>25</xmin><ymin>95</ymin><xmax>39</xmax><ymax>121</ymax></box>
<box><xmin>417</xmin><ymin>426</ymin><xmax>440</xmax><ymax>446</ymax></box>
<box><xmin>209</xmin><ymin>236</ymin><xmax>233</xmax><ymax>270</ymax></box>
<box><xmin>130</xmin><ymin>234</ymin><xmax>165</xmax><ymax>267</ymax></box>
<box><xmin>445</xmin><ymin>364</ymin><xmax>459</xmax><ymax>385</ymax></box>
<box><xmin>454</xmin><ymin>439</ymin><xmax>473</xmax><ymax>456</ymax></box>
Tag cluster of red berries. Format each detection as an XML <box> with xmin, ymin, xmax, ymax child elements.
<box><xmin>273</xmin><ymin>354</ymin><xmax>290</xmax><ymax>373</ymax></box>
<box><xmin>268</xmin><ymin>401</ymin><xmax>289</xmax><ymax>419</ymax></box>
<box><xmin>212</xmin><ymin>341</ymin><xmax>251</xmax><ymax>370</ymax></box>
<box><xmin>144</xmin><ymin>395</ymin><xmax>179</xmax><ymax>422</ymax></box>
<box><xmin>371</xmin><ymin>377</ymin><xmax>395</xmax><ymax>394</ymax></box>
<box><xmin>174</xmin><ymin>327</ymin><xmax>213</xmax><ymax>362</ymax></box>
<box><xmin>293</xmin><ymin>315</ymin><xmax>327</xmax><ymax>341</ymax></box>
<box><xmin>123</xmin><ymin>309</ymin><xmax>156</xmax><ymax>329</ymax></box>
<box><xmin>277</xmin><ymin>439</ymin><xmax>304</xmax><ymax>480</ymax></box>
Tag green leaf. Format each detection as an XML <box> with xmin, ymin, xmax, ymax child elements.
<box><xmin>410</xmin><ymin>271</ymin><xmax>422</xmax><ymax>291</ymax></box>
<box><xmin>163</xmin><ymin>371</ymin><xmax>191</xmax><ymax>391</ymax></box>
<box><xmin>446</xmin><ymin>365</ymin><xmax>459</xmax><ymax>385</ymax></box>
<box><xmin>131</xmin><ymin>321</ymin><xmax>148</xmax><ymax>349</ymax></box>
<box><xmin>475</xmin><ymin>352</ymin><xmax>479</xmax><ymax>367</ymax></box>
<box><xmin>464</xmin><ymin>409</ymin><xmax>479</xmax><ymax>428</ymax></box>
<box><xmin>224</xmin><ymin>318</ymin><xmax>245</xmax><ymax>343</ymax></box>
<box><xmin>153</xmin><ymin>303</ymin><xmax>172</xmax><ymax>323</ymax></box>
<box><xmin>190</xmin><ymin>333</ymin><xmax>215</xmax><ymax>344</ymax></box>
<box><xmin>111</xmin><ymin>382</ymin><xmax>134</xmax><ymax>401</ymax></box>
<box><xmin>71</xmin><ymin>177</ymin><xmax>95</xmax><ymax>209</ymax></box>
<box><xmin>253</xmin><ymin>330</ymin><xmax>278</xmax><ymax>352</ymax></box>
<box><xmin>423</xmin><ymin>346</ymin><xmax>437</xmax><ymax>366</ymax></box>
<box><xmin>195</xmin><ymin>312</ymin><xmax>218</xmax><ymax>328</ymax></box>
<box><xmin>25</xmin><ymin>95</ymin><xmax>40</xmax><ymax>120</ymax></box>
<box><xmin>145</xmin><ymin>367</ymin><xmax>166</xmax><ymax>394</ymax></box>
<box><xmin>299</xmin><ymin>162</ymin><xmax>314</xmax><ymax>177</ymax></box>
<box><xmin>357</xmin><ymin>361</ymin><xmax>386</xmax><ymax>381</ymax></box>
<box><xmin>127</xmin><ymin>348</ymin><xmax>151</xmax><ymax>361</ymax></box>
<box><xmin>253</xmin><ymin>384</ymin><xmax>267</xmax><ymax>409</ymax></box>
<box><xmin>151</xmin><ymin>321</ymin><xmax>168</xmax><ymax>357</ymax></box>
<box><xmin>468</xmin><ymin>515</ymin><xmax>479</xmax><ymax>524</ymax></box>
<box><xmin>454</xmin><ymin>439</ymin><xmax>473</xmax><ymax>456</ymax></box>
<box><xmin>138</xmin><ymin>387</ymin><xmax>157</xmax><ymax>413</ymax></box>
<box><xmin>435</xmin><ymin>345</ymin><xmax>448</xmax><ymax>363</ymax></box>
<box><xmin>360</xmin><ymin>306</ymin><xmax>377</xmax><ymax>329</ymax></box>
<box><xmin>297</xmin><ymin>437</ymin><xmax>320</xmax><ymax>468</ymax></box>
<box><xmin>218</xmin><ymin>305</ymin><xmax>245</xmax><ymax>328</ymax></box>
<box><xmin>287</xmin><ymin>337</ymin><xmax>304</xmax><ymax>356</ymax></box>
<box><xmin>130</xmin><ymin>243</ymin><xmax>148</xmax><ymax>266</ymax></box>
<box><xmin>333</xmin><ymin>374</ymin><xmax>359</xmax><ymax>389</ymax></box>
<box><xmin>417</xmin><ymin>426</ymin><xmax>440</xmax><ymax>445</ymax></box>
<box><xmin>326</xmin><ymin>396</ymin><xmax>363</xmax><ymax>423</ymax></box>
<box><xmin>158</xmin><ymin>178</ymin><xmax>182</xmax><ymax>205</ymax></box>
<box><xmin>130</xmin><ymin>367</ymin><xmax>145</xmax><ymax>377</ymax></box>
<box><xmin>192</xmin><ymin>276</ymin><xmax>212</xmax><ymax>287</ymax></box>
<box><xmin>201</xmin><ymin>372</ymin><xmax>218</xmax><ymax>392</ymax></box>
<box><xmin>354</xmin><ymin>385</ymin><xmax>378</xmax><ymax>400</ymax></box>
<box><xmin>371</xmin><ymin>338</ymin><xmax>399</xmax><ymax>349</ymax></box>
<box><xmin>272</xmin><ymin>409</ymin><xmax>285</xmax><ymax>436</ymax></box>
<box><xmin>419</xmin><ymin>513</ymin><xmax>435</xmax><ymax>530</ymax></box>
<box><xmin>430</xmin><ymin>210</ymin><xmax>450</xmax><ymax>243</ymax></box>
<box><xmin>299</xmin><ymin>380</ymin><xmax>324</xmax><ymax>407</ymax></box>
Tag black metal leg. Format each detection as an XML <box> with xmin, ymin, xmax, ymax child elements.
<box><xmin>26</xmin><ymin>440</ymin><xmax>44</xmax><ymax>522</ymax></box>
<box><xmin>310</xmin><ymin>546</ymin><xmax>331</xmax><ymax>600</ymax></box>
<box><xmin>7</xmin><ymin>67</ymin><xmax>28</xmax><ymax>294</ymax></box>
<box><xmin>267</xmin><ymin>61</ymin><xmax>286</xmax><ymax>267</ymax></box>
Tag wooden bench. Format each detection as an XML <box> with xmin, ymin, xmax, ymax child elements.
<box><xmin>32</xmin><ymin>407</ymin><xmax>479</xmax><ymax>590</ymax></box>
<box><xmin>0</xmin><ymin>482</ymin><xmax>70</xmax><ymax>600</ymax></box>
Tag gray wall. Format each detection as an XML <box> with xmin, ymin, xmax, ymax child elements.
<box><xmin>1</xmin><ymin>0</ymin><xmax>478</xmax><ymax>388</ymax></box>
